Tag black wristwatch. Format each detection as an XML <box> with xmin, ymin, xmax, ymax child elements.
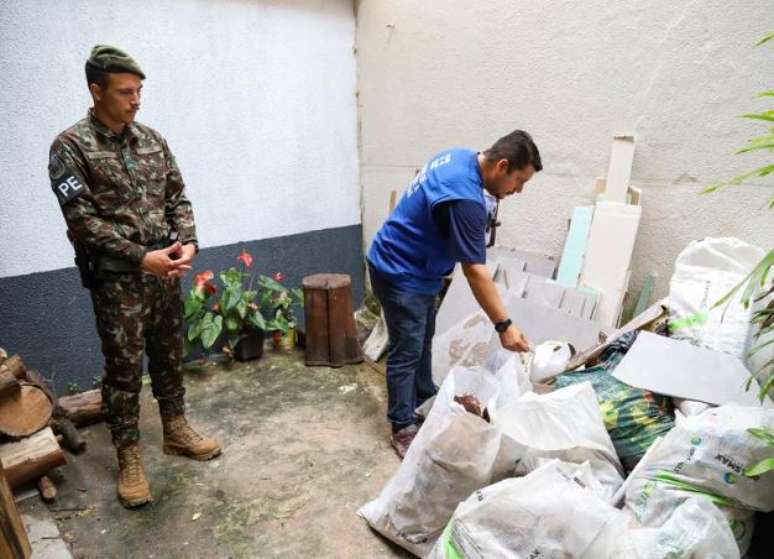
<box><xmin>494</xmin><ymin>318</ymin><xmax>512</xmax><ymax>333</ymax></box>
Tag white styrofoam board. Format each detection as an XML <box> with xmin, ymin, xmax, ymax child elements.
<box><xmin>600</xmin><ymin>135</ymin><xmax>635</xmax><ymax>203</ymax></box>
<box><xmin>580</xmin><ymin>202</ymin><xmax>641</xmax><ymax>326</ymax></box>
<box><xmin>613</xmin><ymin>332</ymin><xmax>773</xmax><ymax>408</ymax></box>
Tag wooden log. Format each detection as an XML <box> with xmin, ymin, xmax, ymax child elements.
<box><xmin>0</xmin><ymin>355</ymin><xmax>26</xmax><ymax>381</ymax></box>
<box><xmin>0</xmin><ymin>427</ymin><xmax>66</xmax><ymax>488</ymax></box>
<box><xmin>57</xmin><ymin>389</ymin><xmax>104</xmax><ymax>428</ymax></box>
<box><xmin>51</xmin><ymin>418</ymin><xmax>86</xmax><ymax>454</ymax></box>
<box><xmin>0</xmin><ymin>463</ymin><xmax>31</xmax><ymax>559</ymax></box>
<box><xmin>0</xmin><ymin>371</ymin><xmax>21</xmax><ymax>399</ymax></box>
<box><xmin>302</xmin><ymin>274</ymin><xmax>364</xmax><ymax>367</ymax></box>
<box><xmin>37</xmin><ymin>475</ymin><xmax>57</xmax><ymax>504</ymax></box>
<box><xmin>0</xmin><ymin>385</ymin><xmax>54</xmax><ymax>438</ymax></box>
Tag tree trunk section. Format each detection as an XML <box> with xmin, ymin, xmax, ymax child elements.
<box><xmin>0</xmin><ymin>385</ymin><xmax>54</xmax><ymax>438</ymax></box>
<box><xmin>0</xmin><ymin>427</ymin><xmax>66</xmax><ymax>488</ymax></box>
<box><xmin>57</xmin><ymin>389</ymin><xmax>105</xmax><ymax>428</ymax></box>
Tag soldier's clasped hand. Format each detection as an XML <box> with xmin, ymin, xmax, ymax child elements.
<box><xmin>141</xmin><ymin>242</ymin><xmax>193</xmax><ymax>278</ymax></box>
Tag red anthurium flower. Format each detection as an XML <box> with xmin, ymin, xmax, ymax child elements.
<box><xmin>194</xmin><ymin>270</ymin><xmax>214</xmax><ymax>288</ymax></box>
<box><xmin>237</xmin><ymin>250</ymin><xmax>253</xmax><ymax>268</ymax></box>
<box><xmin>273</xmin><ymin>272</ymin><xmax>285</xmax><ymax>282</ymax></box>
<box><xmin>204</xmin><ymin>282</ymin><xmax>217</xmax><ymax>296</ymax></box>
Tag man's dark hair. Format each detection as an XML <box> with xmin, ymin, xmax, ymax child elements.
<box><xmin>484</xmin><ymin>130</ymin><xmax>542</xmax><ymax>173</ymax></box>
<box><xmin>85</xmin><ymin>62</ymin><xmax>109</xmax><ymax>90</ymax></box>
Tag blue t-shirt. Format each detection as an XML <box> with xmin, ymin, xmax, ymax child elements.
<box><xmin>433</xmin><ymin>201</ymin><xmax>488</xmax><ymax>264</ymax></box>
<box><xmin>368</xmin><ymin>148</ymin><xmax>488</xmax><ymax>294</ymax></box>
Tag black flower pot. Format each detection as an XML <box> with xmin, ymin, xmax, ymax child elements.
<box><xmin>234</xmin><ymin>329</ymin><xmax>265</xmax><ymax>362</ymax></box>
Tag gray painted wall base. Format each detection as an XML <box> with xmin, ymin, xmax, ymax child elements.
<box><xmin>0</xmin><ymin>224</ymin><xmax>363</xmax><ymax>394</ymax></box>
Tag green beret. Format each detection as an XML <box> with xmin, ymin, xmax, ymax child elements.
<box><xmin>86</xmin><ymin>45</ymin><xmax>145</xmax><ymax>79</ymax></box>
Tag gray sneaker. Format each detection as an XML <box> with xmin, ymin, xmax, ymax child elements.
<box><xmin>391</xmin><ymin>424</ymin><xmax>418</xmax><ymax>459</ymax></box>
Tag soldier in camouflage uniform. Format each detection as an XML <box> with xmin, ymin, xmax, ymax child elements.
<box><xmin>49</xmin><ymin>45</ymin><xmax>221</xmax><ymax>508</ymax></box>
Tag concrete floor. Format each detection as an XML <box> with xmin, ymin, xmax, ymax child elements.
<box><xmin>19</xmin><ymin>350</ymin><xmax>410</xmax><ymax>559</ymax></box>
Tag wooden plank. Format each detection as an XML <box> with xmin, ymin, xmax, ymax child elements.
<box><xmin>0</xmin><ymin>463</ymin><xmax>31</xmax><ymax>558</ymax></box>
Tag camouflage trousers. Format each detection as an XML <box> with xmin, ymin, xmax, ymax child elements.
<box><xmin>90</xmin><ymin>273</ymin><xmax>186</xmax><ymax>449</ymax></box>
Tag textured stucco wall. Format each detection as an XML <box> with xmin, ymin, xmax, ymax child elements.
<box><xmin>0</xmin><ymin>0</ymin><xmax>360</xmax><ymax>278</ymax></box>
<box><xmin>355</xmin><ymin>0</ymin><xmax>774</xmax><ymax>298</ymax></box>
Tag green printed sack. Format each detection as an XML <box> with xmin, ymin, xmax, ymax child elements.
<box><xmin>554</xmin><ymin>335</ymin><xmax>675</xmax><ymax>472</ymax></box>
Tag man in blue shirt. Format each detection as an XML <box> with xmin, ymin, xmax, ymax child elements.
<box><xmin>368</xmin><ymin>130</ymin><xmax>542</xmax><ymax>458</ymax></box>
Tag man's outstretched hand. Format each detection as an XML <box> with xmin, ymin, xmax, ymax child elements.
<box><xmin>499</xmin><ymin>324</ymin><xmax>530</xmax><ymax>353</ymax></box>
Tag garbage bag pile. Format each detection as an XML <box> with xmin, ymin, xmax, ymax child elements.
<box><xmin>359</xmin><ymin>238</ymin><xmax>774</xmax><ymax>558</ymax></box>
<box><xmin>361</xmin><ymin>356</ymin><xmax>773</xmax><ymax>558</ymax></box>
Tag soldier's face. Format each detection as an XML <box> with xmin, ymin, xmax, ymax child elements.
<box><xmin>94</xmin><ymin>73</ymin><xmax>143</xmax><ymax>126</ymax></box>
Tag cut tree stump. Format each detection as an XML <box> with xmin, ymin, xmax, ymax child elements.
<box><xmin>302</xmin><ymin>273</ymin><xmax>363</xmax><ymax>367</ymax></box>
<box><xmin>0</xmin><ymin>385</ymin><xmax>54</xmax><ymax>438</ymax></box>
<box><xmin>0</xmin><ymin>427</ymin><xmax>66</xmax><ymax>488</ymax></box>
<box><xmin>0</xmin><ymin>463</ymin><xmax>31</xmax><ymax>558</ymax></box>
<box><xmin>58</xmin><ymin>389</ymin><xmax>104</xmax><ymax>428</ymax></box>
<box><xmin>0</xmin><ymin>371</ymin><xmax>21</xmax><ymax>399</ymax></box>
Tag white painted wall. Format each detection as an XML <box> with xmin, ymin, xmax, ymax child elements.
<box><xmin>0</xmin><ymin>0</ymin><xmax>360</xmax><ymax>278</ymax></box>
<box><xmin>356</xmin><ymin>0</ymin><xmax>774</xmax><ymax>298</ymax></box>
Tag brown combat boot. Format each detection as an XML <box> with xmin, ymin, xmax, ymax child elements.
<box><xmin>116</xmin><ymin>445</ymin><xmax>151</xmax><ymax>508</ymax></box>
<box><xmin>162</xmin><ymin>415</ymin><xmax>222</xmax><ymax>461</ymax></box>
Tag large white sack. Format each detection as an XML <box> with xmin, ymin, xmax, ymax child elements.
<box><xmin>496</xmin><ymin>382</ymin><xmax>624</xmax><ymax>499</ymax></box>
<box><xmin>586</xmin><ymin>498</ymin><xmax>740</xmax><ymax>559</ymax></box>
<box><xmin>428</xmin><ymin>460</ymin><xmax>619</xmax><ymax>559</ymax></box>
<box><xmin>626</xmin><ymin>404</ymin><xmax>774</xmax><ymax>513</ymax></box>
<box><xmin>668</xmin><ymin>237</ymin><xmax>765</xmax><ymax>359</ymax></box>
<box><xmin>624</xmin><ymin>405</ymin><xmax>774</xmax><ymax>555</ymax></box>
<box><xmin>359</xmin><ymin>367</ymin><xmax>502</xmax><ymax>557</ymax></box>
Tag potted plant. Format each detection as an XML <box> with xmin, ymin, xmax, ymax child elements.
<box><xmin>183</xmin><ymin>250</ymin><xmax>297</xmax><ymax>362</ymax></box>
<box><xmin>260</xmin><ymin>272</ymin><xmax>303</xmax><ymax>351</ymax></box>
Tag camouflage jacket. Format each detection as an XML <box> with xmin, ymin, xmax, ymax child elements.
<box><xmin>49</xmin><ymin>109</ymin><xmax>197</xmax><ymax>267</ymax></box>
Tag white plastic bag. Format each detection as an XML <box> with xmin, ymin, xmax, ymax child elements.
<box><xmin>530</xmin><ymin>340</ymin><xmax>574</xmax><ymax>383</ymax></box>
<box><xmin>586</xmin><ymin>498</ymin><xmax>740</xmax><ymax>559</ymax></box>
<box><xmin>496</xmin><ymin>382</ymin><xmax>624</xmax><ymax>499</ymax></box>
<box><xmin>431</xmin><ymin>311</ymin><xmax>497</xmax><ymax>387</ymax></box>
<box><xmin>668</xmin><ymin>237</ymin><xmax>765</xmax><ymax>359</ymax></box>
<box><xmin>626</xmin><ymin>404</ymin><xmax>774</xmax><ymax>513</ymax></box>
<box><xmin>359</xmin><ymin>367</ymin><xmax>502</xmax><ymax>557</ymax></box>
<box><xmin>624</xmin><ymin>404</ymin><xmax>774</xmax><ymax>555</ymax></box>
<box><xmin>485</xmin><ymin>349</ymin><xmax>532</xmax><ymax>409</ymax></box>
<box><xmin>428</xmin><ymin>460</ymin><xmax>620</xmax><ymax>559</ymax></box>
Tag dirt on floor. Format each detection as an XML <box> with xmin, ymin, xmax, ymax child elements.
<box><xmin>19</xmin><ymin>350</ymin><xmax>410</xmax><ymax>559</ymax></box>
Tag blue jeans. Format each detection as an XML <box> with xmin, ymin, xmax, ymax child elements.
<box><xmin>369</xmin><ymin>266</ymin><xmax>438</xmax><ymax>432</ymax></box>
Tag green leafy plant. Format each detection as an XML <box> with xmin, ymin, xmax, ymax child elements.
<box><xmin>183</xmin><ymin>250</ymin><xmax>301</xmax><ymax>359</ymax></box>
<box><xmin>706</xmin><ymin>33</ymin><xmax>774</xmax><ymax>403</ymax></box>
<box><xmin>744</xmin><ymin>428</ymin><xmax>774</xmax><ymax>477</ymax></box>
